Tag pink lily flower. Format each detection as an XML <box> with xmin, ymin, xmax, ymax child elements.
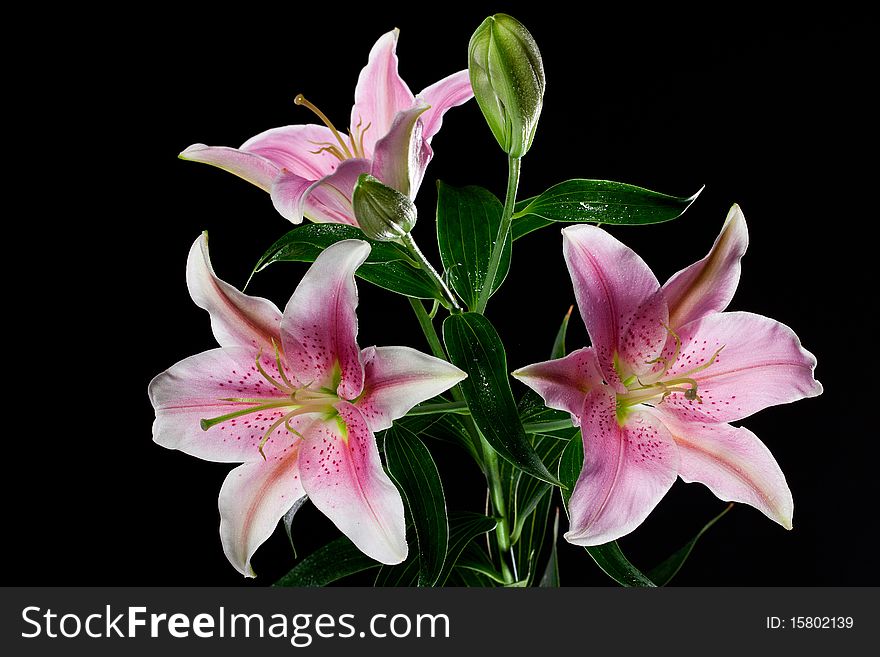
<box><xmin>180</xmin><ymin>29</ymin><xmax>473</xmax><ymax>226</ymax></box>
<box><xmin>513</xmin><ymin>206</ymin><xmax>822</xmax><ymax>545</ymax></box>
<box><xmin>148</xmin><ymin>235</ymin><xmax>466</xmax><ymax>576</ymax></box>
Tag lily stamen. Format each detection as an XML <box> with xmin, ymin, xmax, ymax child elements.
<box><xmin>254</xmin><ymin>348</ymin><xmax>294</xmax><ymax>394</ymax></box>
<box><xmin>295</xmin><ymin>94</ymin><xmax>354</xmax><ymax>159</ymax></box>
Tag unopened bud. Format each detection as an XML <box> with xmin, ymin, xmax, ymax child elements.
<box><xmin>468</xmin><ymin>14</ymin><xmax>545</xmax><ymax>158</ymax></box>
<box><xmin>352</xmin><ymin>174</ymin><xmax>417</xmax><ymax>241</ymax></box>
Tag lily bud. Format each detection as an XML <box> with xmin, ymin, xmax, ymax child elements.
<box><xmin>468</xmin><ymin>14</ymin><xmax>545</xmax><ymax>158</ymax></box>
<box><xmin>352</xmin><ymin>174</ymin><xmax>418</xmax><ymax>241</ymax></box>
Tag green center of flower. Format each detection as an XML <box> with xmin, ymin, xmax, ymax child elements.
<box><xmin>294</xmin><ymin>94</ymin><xmax>371</xmax><ymax>161</ymax></box>
<box><xmin>199</xmin><ymin>342</ymin><xmax>341</xmax><ymax>459</ymax></box>
<box><xmin>615</xmin><ymin>325</ymin><xmax>724</xmax><ymax>422</ymax></box>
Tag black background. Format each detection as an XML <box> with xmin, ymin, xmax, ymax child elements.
<box><xmin>15</xmin><ymin>4</ymin><xmax>875</xmax><ymax>587</ymax></box>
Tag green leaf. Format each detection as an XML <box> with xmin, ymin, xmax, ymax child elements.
<box><xmin>436</xmin><ymin>182</ymin><xmax>511</xmax><ymax>311</ymax></box>
<box><xmin>274</xmin><ymin>537</ymin><xmax>380</xmax><ymax>587</ymax></box>
<box><xmin>648</xmin><ymin>503</ymin><xmax>734</xmax><ymax>586</ymax></box>
<box><xmin>558</xmin><ymin>437</ymin><xmax>656</xmax><ymax>587</ymax></box>
<box><xmin>251</xmin><ymin>223</ymin><xmax>441</xmax><ymax>300</ymax></box>
<box><xmin>446</xmin><ymin>568</ymin><xmax>498</xmax><ymax>587</ymax></box>
<box><xmin>374</xmin><ymin>533</ymin><xmax>422</xmax><ymax>587</ymax></box>
<box><xmin>511</xmin><ymin>212</ymin><xmax>554</xmax><ymax>241</ymax></box>
<box><xmin>551</xmin><ymin>306</ymin><xmax>573</xmax><ymax>359</ymax></box>
<box><xmin>384</xmin><ymin>424</ymin><xmax>448</xmax><ymax>587</ymax></box>
<box><xmin>443</xmin><ymin>312</ymin><xmax>563</xmax><ymax>486</ymax></box>
<box><xmin>399</xmin><ymin>413</ymin><xmax>483</xmax><ymax>469</ymax></box>
<box><xmin>438</xmin><ymin>511</ymin><xmax>498</xmax><ymax>585</ymax></box>
<box><xmin>454</xmin><ymin>543</ymin><xmax>508</xmax><ymax>584</ymax></box>
<box><xmin>508</xmin><ymin>434</ymin><xmax>568</xmax><ymax>544</ymax></box>
<box><xmin>512</xmin><ymin>179</ymin><xmax>702</xmax><ymax>226</ymax></box>
<box><xmin>539</xmin><ymin>508</ymin><xmax>561</xmax><ymax>587</ymax></box>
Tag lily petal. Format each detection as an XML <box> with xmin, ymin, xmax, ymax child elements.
<box><xmin>664</xmin><ymin>204</ymin><xmax>749</xmax><ymax>329</ymax></box>
<box><xmin>656</xmin><ymin>311</ymin><xmax>822</xmax><ymax>424</ymax></box>
<box><xmin>149</xmin><ymin>347</ymin><xmax>298</xmax><ymax>463</ymax></box>
<box><xmin>186</xmin><ymin>233</ymin><xmax>282</xmax><ymax>352</ymax></box>
<box><xmin>416</xmin><ymin>70</ymin><xmax>474</xmax><ymax>142</ymax></box>
<box><xmin>512</xmin><ymin>347</ymin><xmax>602</xmax><ymax>424</ymax></box>
<box><xmin>652</xmin><ymin>409</ymin><xmax>794</xmax><ymax>529</ymax></box>
<box><xmin>355</xmin><ymin>346</ymin><xmax>467</xmax><ymax>432</ymax></box>
<box><xmin>271</xmin><ymin>159</ymin><xmax>371</xmax><ymax>225</ymax></box>
<box><xmin>562</xmin><ymin>225</ymin><xmax>669</xmax><ymax>389</ymax></box>
<box><xmin>351</xmin><ymin>29</ymin><xmax>416</xmax><ymax>156</ymax></box>
<box><xmin>179</xmin><ymin>144</ymin><xmax>279</xmax><ymax>191</ymax></box>
<box><xmin>219</xmin><ymin>445</ymin><xmax>306</xmax><ymax>577</ymax></box>
<box><xmin>239</xmin><ymin>124</ymin><xmax>343</xmax><ymax>181</ymax></box>
<box><xmin>298</xmin><ymin>402</ymin><xmax>407</xmax><ymax>564</ymax></box>
<box><xmin>370</xmin><ymin>104</ymin><xmax>432</xmax><ymax>199</ymax></box>
<box><xmin>281</xmin><ymin>240</ymin><xmax>369</xmax><ymax>400</ymax></box>
<box><xmin>566</xmin><ymin>388</ymin><xmax>679</xmax><ymax>546</ymax></box>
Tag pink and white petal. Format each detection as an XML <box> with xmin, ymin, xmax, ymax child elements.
<box><xmin>664</xmin><ymin>204</ymin><xmax>749</xmax><ymax>329</ymax></box>
<box><xmin>219</xmin><ymin>445</ymin><xmax>306</xmax><ymax>577</ymax></box>
<box><xmin>350</xmin><ymin>29</ymin><xmax>416</xmax><ymax>156</ymax></box>
<box><xmin>565</xmin><ymin>388</ymin><xmax>679</xmax><ymax>546</ymax></box>
<box><xmin>512</xmin><ymin>347</ymin><xmax>603</xmax><ymax>424</ymax></box>
<box><xmin>653</xmin><ymin>410</ymin><xmax>793</xmax><ymax>528</ymax></box>
<box><xmin>355</xmin><ymin>346</ymin><xmax>467</xmax><ymax>432</ymax></box>
<box><xmin>562</xmin><ymin>225</ymin><xmax>669</xmax><ymax>389</ymax></box>
<box><xmin>271</xmin><ymin>159</ymin><xmax>371</xmax><ymax>226</ymax></box>
<box><xmin>240</xmin><ymin>124</ymin><xmax>342</xmax><ymax>180</ymax></box>
<box><xmin>281</xmin><ymin>240</ymin><xmax>370</xmax><ymax>400</ymax></box>
<box><xmin>179</xmin><ymin>144</ymin><xmax>280</xmax><ymax>192</ymax></box>
<box><xmin>370</xmin><ymin>104</ymin><xmax>432</xmax><ymax>199</ymax></box>
<box><xmin>656</xmin><ymin>311</ymin><xmax>822</xmax><ymax>424</ymax></box>
<box><xmin>298</xmin><ymin>402</ymin><xmax>407</xmax><ymax>564</ymax></box>
<box><xmin>186</xmin><ymin>233</ymin><xmax>282</xmax><ymax>352</ymax></box>
<box><xmin>149</xmin><ymin>347</ymin><xmax>299</xmax><ymax>463</ymax></box>
<box><xmin>416</xmin><ymin>70</ymin><xmax>474</xmax><ymax>142</ymax></box>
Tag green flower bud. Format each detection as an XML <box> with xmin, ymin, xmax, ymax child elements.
<box><xmin>468</xmin><ymin>14</ymin><xmax>545</xmax><ymax>159</ymax></box>
<box><xmin>352</xmin><ymin>174</ymin><xmax>417</xmax><ymax>241</ymax></box>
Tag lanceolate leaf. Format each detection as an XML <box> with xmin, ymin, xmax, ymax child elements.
<box><xmin>551</xmin><ymin>306</ymin><xmax>573</xmax><ymax>360</ymax></box>
<box><xmin>438</xmin><ymin>512</ymin><xmax>498</xmax><ymax>585</ymax></box>
<box><xmin>443</xmin><ymin>313</ymin><xmax>563</xmax><ymax>486</ymax></box>
<box><xmin>399</xmin><ymin>412</ymin><xmax>484</xmax><ymax>468</ymax></box>
<box><xmin>384</xmin><ymin>424</ymin><xmax>448</xmax><ymax>587</ymax></box>
<box><xmin>648</xmin><ymin>503</ymin><xmax>735</xmax><ymax>586</ymax></box>
<box><xmin>436</xmin><ymin>182</ymin><xmax>511</xmax><ymax>311</ymax></box>
<box><xmin>251</xmin><ymin>223</ymin><xmax>442</xmax><ymax>300</ymax></box>
<box><xmin>539</xmin><ymin>508</ymin><xmax>561</xmax><ymax>587</ymax></box>
<box><xmin>274</xmin><ymin>537</ymin><xmax>380</xmax><ymax>587</ymax></box>
<box><xmin>512</xmin><ymin>179</ymin><xmax>702</xmax><ymax>226</ymax></box>
<box><xmin>558</xmin><ymin>437</ymin><xmax>656</xmax><ymax>587</ymax></box>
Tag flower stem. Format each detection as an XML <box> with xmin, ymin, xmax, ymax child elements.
<box><xmin>407</xmin><ymin>297</ymin><xmax>447</xmax><ymax>361</ymax></box>
<box><xmin>522</xmin><ymin>418</ymin><xmax>575</xmax><ymax>434</ymax></box>
<box><xmin>399</xmin><ymin>233</ymin><xmax>460</xmax><ymax>311</ymax></box>
<box><xmin>480</xmin><ymin>432</ymin><xmax>516</xmax><ymax>584</ymax></box>
<box><xmin>475</xmin><ymin>155</ymin><xmax>521</xmax><ymax>314</ymax></box>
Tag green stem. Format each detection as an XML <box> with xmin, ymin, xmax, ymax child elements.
<box><xmin>407</xmin><ymin>297</ymin><xmax>447</xmax><ymax>361</ymax></box>
<box><xmin>399</xmin><ymin>233</ymin><xmax>460</xmax><ymax>311</ymax></box>
<box><xmin>480</xmin><ymin>433</ymin><xmax>516</xmax><ymax>584</ymax></box>
<box><xmin>405</xmin><ymin>401</ymin><xmax>469</xmax><ymax>416</ymax></box>
<box><xmin>475</xmin><ymin>155</ymin><xmax>521</xmax><ymax>314</ymax></box>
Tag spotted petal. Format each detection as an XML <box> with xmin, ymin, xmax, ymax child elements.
<box><xmin>653</xmin><ymin>311</ymin><xmax>822</xmax><ymax>424</ymax></box>
<box><xmin>652</xmin><ymin>410</ymin><xmax>794</xmax><ymax>529</ymax></box>
<box><xmin>562</xmin><ymin>225</ymin><xmax>669</xmax><ymax>390</ymax></box>
<box><xmin>281</xmin><ymin>240</ymin><xmax>369</xmax><ymax>400</ymax></box>
<box><xmin>350</xmin><ymin>29</ymin><xmax>416</xmax><ymax>157</ymax></box>
<box><xmin>566</xmin><ymin>388</ymin><xmax>679</xmax><ymax>546</ymax></box>
<box><xmin>664</xmin><ymin>204</ymin><xmax>749</xmax><ymax>329</ymax></box>
<box><xmin>219</xmin><ymin>445</ymin><xmax>306</xmax><ymax>577</ymax></box>
<box><xmin>512</xmin><ymin>347</ymin><xmax>603</xmax><ymax>424</ymax></box>
<box><xmin>149</xmin><ymin>347</ymin><xmax>297</xmax><ymax>463</ymax></box>
<box><xmin>298</xmin><ymin>402</ymin><xmax>407</xmax><ymax>564</ymax></box>
<box><xmin>186</xmin><ymin>233</ymin><xmax>282</xmax><ymax>353</ymax></box>
<box><xmin>355</xmin><ymin>346</ymin><xmax>467</xmax><ymax>432</ymax></box>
